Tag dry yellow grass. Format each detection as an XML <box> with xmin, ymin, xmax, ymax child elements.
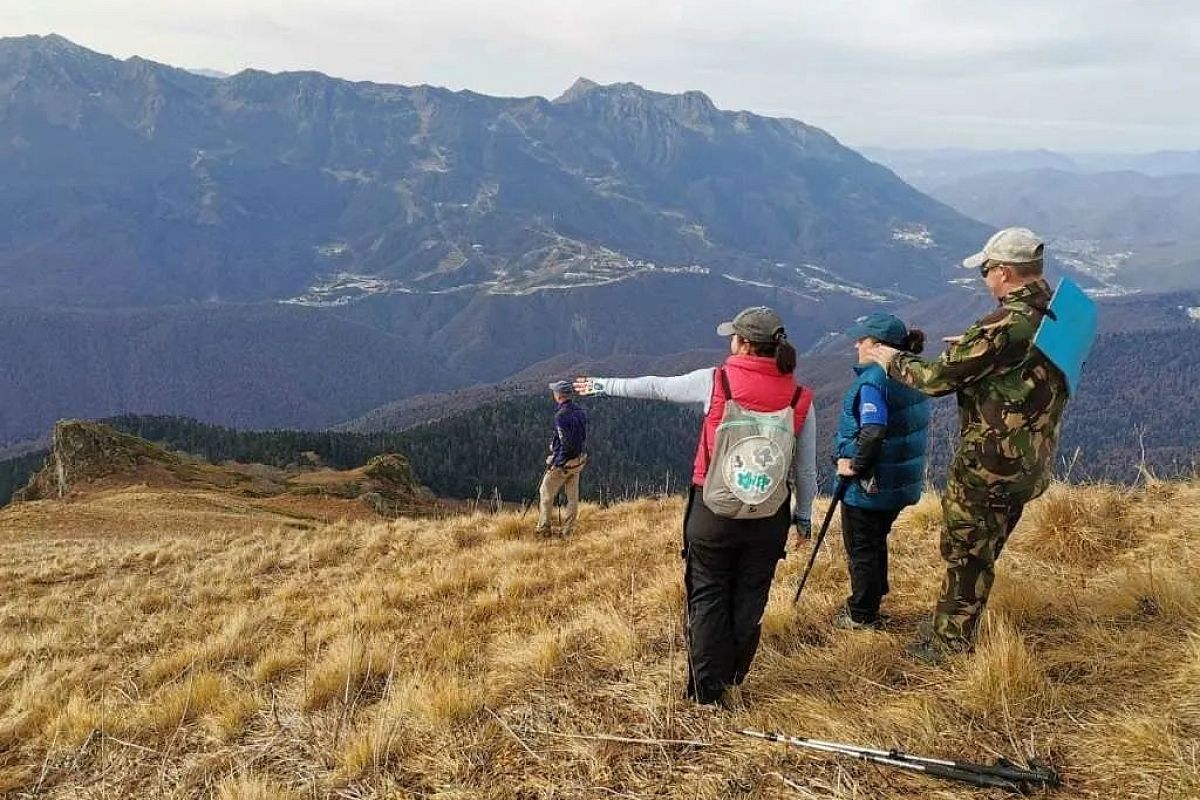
<box><xmin>0</xmin><ymin>479</ymin><xmax>1197</xmax><ymax>798</ymax></box>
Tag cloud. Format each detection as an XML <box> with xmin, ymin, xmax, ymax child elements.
<box><xmin>1</xmin><ymin>0</ymin><xmax>1197</xmax><ymax>149</ymax></box>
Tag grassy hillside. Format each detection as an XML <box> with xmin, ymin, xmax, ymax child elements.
<box><xmin>0</xmin><ymin>477</ymin><xmax>1196</xmax><ymax>798</ymax></box>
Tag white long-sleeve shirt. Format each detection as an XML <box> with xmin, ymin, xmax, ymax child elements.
<box><xmin>594</xmin><ymin>368</ymin><xmax>817</xmax><ymax>521</ymax></box>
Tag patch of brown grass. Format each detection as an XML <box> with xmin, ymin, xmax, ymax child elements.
<box><xmin>302</xmin><ymin>635</ymin><xmax>391</xmax><ymax>712</ymax></box>
<box><xmin>131</xmin><ymin>671</ymin><xmax>226</xmax><ymax>741</ymax></box>
<box><xmin>491</xmin><ymin>514</ymin><xmax>532</xmax><ymax>541</ymax></box>
<box><xmin>215</xmin><ymin>774</ymin><xmax>301</xmax><ymax>800</ymax></box>
<box><xmin>251</xmin><ymin>648</ymin><xmax>303</xmax><ymax>685</ymax></box>
<box><xmin>955</xmin><ymin>617</ymin><xmax>1054</xmax><ymax>720</ymax></box>
<box><xmin>44</xmin><ymin>693</ymin><xmax>111</xmax><ymax>748</ymax></box>
<box><xmin>335</xmin><ymin>720</ymin><xmax>409</xmax><ymax>781</ymax></box>
<box><xmin>1021</xmin><ymin>481</ymin><xmax>1139</xmax><ymax>562</ymax></box>
<box><xmin>1</xmin><ymin>478</ymin><xmax>1198</xmax><ymax>798</ymax></box>
<box><xmin>383</xmin><ymin>672</ymin><xmax>484</xmax><ymax>728</ymax></box>
<box><xmin>1089</xmin><ymin>563</ymin><xmax>1200</xmax><ymax>624</ymax></box>
<box><xmin>205</xmin><ymin>691</ymin><xmax>262</xmax><ymax>742</ymax></box>
<box><xmin>896</xmin><ymin>488</ymin><xmax>943</xmax><ymax>538</ymax></box>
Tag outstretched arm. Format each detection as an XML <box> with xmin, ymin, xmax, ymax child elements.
<box><xmin>574</xmin><ymin>369</ymin><xmax>715</xmax><ymax>411</ymax></box>
<box><xmin>865</xmin><ymin>310</ymin><xmax>1027</xmax><ymax>397</ymax></box>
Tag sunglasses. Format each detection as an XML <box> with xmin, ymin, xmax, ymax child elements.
<box><xmin>979</xmin><ymin>260</ymin><xmax>999</xmax><ymax>278</ymax></box>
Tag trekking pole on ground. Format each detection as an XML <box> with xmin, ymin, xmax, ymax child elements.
<box><xmin>738</xmin><ymin>730</ymin><xmax>1059</xmax><ymax>792</ymax></box>
<box><xmin>792</xmin><ymin>477</ymin><xmax>850</xmax><ymax>604</ymax></box>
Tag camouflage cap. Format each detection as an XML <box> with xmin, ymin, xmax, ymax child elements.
<box><xmin>716</xmin><ymin>306</ymin><xmax>785</xmax><ymax>343</ymax></box>
<box><xmin>962</xmin><ymin>227</ymin><xmax>1044</xmax><ymax>269</ymax></box>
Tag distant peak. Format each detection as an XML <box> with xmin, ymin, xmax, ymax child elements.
<box><xmin>0</xmin><ymin>34</ymin><xmax>122</xmax><ymax>74</ymax></box>
<box><xmin>553</xmin><ymin>78</ymin><xmax>716</xmax><ymax>113</ymax></box>
<box><xmin>554</xmin><ymin>78</ymin><xmax>671</xmax><ymax>103</ymax></box>
<box><xmin>1</xmin><ymin>33</ymin><xmax>89</xmax><ymax>54</ymax></box>
<box><xmin>187</xmin><ymin>67</ymin><xmax>230</xmax><ymax>80</ymax></box>
<box><xmin>554</xmin><ymin>77</ymin><xmax>601</xmax><ymax>103</ymax></box>
<box><xmin>677</xmin><ymin>89</ymin><xmax>717</xmax><ymax>112</ymax></box>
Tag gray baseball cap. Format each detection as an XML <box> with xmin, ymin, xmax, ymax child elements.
<box><xmin>962</xmin><ymin>227</ymin><xmax>1044</xmax><ymax>269</ymax></box>
<box><xmin>716</xmin><ymin>306</ymin><xmax>785</xmax><ymax>343</ymax></box>
<box><xmin>548</xmin><ymin>380</ymin><xmax>574</xmax><ymax>395</ymax></box>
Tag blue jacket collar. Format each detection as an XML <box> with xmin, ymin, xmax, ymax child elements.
<box><xmin>853</xmin><ymin>362</ymin><xmax>883</xmax><ymax>377</ymax></box>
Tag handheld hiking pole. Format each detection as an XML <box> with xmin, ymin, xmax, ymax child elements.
<box><xmin>739</xmin><ymin>730</ymin><xmax>1059</xmax><ymax>793</ymax></box>
<box><xmin>792</xmin><ymin>477</ymin><xmax>850</xmax><ymax>604</ymax></box>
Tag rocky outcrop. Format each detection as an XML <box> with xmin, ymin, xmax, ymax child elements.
<box><xmin>15</xmin><ymin>420</ymin><xmax>181</xmax><ymax>501</ymax></box>
<box><xmin>356</xmin><ymin>454</ymin><xmax>432</xmax><ymax>515</ymax></box>
<box><xmin>361</xmin><ymin>454</ymin><xmax>423</xmax><ymax>497</ymax></box>
<box><xmin>11</xmin><ymin>421</ymin><xmax>433</xmax><ymax>517</ymax></box>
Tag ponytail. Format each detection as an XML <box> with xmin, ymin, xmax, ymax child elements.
<box><xmin>746</xmin><ymin>330</ymin><xmax>797</xmax><ymax>374</ymax></box>
<box><xmin>901</xmin><ymin>328</ymin><xmax>926</xmax><ymax>355</ymax></box>
<box><xmin>774</xmin><ymin>338</ymin><xmax>797</xmax><ymax>374</ymax></box>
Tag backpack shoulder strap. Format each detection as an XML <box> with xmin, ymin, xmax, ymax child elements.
<box><xmin>791</xmin><ymin>384</ymin><xmax>814</xmax><ymax>429</ymax></box>
<box><xmin>717</xmin><ymin>367</ymin><xmax>733</xmax><ymax>401</ymax></box>
<box><xmin>701</xmin><ymin>367</ymin><xmax>727</xmax><ymax>474</ymax></box>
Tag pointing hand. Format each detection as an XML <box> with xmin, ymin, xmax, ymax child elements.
<box><xmin>573</xmin><ymin>377</ymin><xmax>605</xmax><ymax>396</ymax></box>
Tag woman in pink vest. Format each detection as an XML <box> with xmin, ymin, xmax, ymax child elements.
<box><xmin>575</xmin><ymin>306</ymin><xmax>817</xmax><ymax>706</ymax></box>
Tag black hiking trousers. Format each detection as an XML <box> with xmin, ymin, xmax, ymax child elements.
<box><xmin>841</xmin><ymin>502</ymin><xmax>902</xmax><ymax>624</ymax></box>
<box><xmin>682</xmin><ymin>487</ymin><xmax>788</xmax><ymax>705</ymax></box>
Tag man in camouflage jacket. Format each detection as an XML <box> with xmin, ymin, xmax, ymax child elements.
<box><xmin>866</xmin><ymin>227</ymin><xmax>1069</xmax><ymax>662</ymax></box>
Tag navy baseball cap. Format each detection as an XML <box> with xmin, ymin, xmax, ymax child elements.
<box><xmin>845</xmin><ymin>313</ymin><xmax>908</xmax><ymax>347</ymax></box>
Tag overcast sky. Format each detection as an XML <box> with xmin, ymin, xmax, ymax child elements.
<box><xmin>3</xmin><ymin>0</ymin><xmax>1197</xmax><ymax>151</ymax></box>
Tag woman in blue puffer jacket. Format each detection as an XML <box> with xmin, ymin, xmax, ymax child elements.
<box><xmin>832</xmin><ymin>313</ymin><xmax>930</xmax><ymax>630</ymax></box>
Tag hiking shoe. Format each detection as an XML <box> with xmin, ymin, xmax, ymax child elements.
<box><xmin>718</xmin><ymin>685</ymin><xmax>748</xmax><ymax>713</ymax></box>
<box><xmin>832</xmin><ymin>607</ymin><xmax>882</xmax><ymax>631</ymax></box>
<box><xmin>904</xmin><ymin>637</ymin><xmax>949</xmax><ymax>665</ymax></box>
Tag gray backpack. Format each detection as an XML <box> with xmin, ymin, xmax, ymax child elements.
<box><xmin>703</xmin><ymin>368</ymin><xmax>809</xmax><ymax>519</ymax></box>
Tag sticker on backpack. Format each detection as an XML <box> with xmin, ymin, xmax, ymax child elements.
<box><xmin>723</xmin><ymin>436</ymin><xmax>785</xmax><ymax>503</ymax></box>
<box><xmin>702</xmin><ymin>368</ymin><xmax>810</xmax><ymax>520</ymax></box>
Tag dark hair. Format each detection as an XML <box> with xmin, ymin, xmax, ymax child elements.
<box><xmin>899</xmin><ymin>328</ymin><xmax>926</xmax><ymax>355</ymax></box>
<box><xmin>746</xmin><ymin>332</ymin><xmax>797</xmax><ymax>374</ymax></box>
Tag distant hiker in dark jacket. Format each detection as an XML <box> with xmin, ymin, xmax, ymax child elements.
<box><xmin>832</xmin><ymin>313</ymin><xmax>930</xmax><ymax>631</ymax></box>
<box><xmin>575</xmin><ymin>307</ymin><xmax>816</xmax><ymax>707</ymax></box>
<box><xmin>536</xmin><ymin>381</ymin><xmax>588</xmax><ymax>536</ymax></box>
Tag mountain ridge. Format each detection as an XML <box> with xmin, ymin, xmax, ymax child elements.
<box><xmin>0</xmin><ymin>34</ymin><xmax>988</xmax><ymax>308</ymax></box>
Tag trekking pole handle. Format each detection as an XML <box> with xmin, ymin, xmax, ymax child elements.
<box><xmin>836</xmin><ymin>474</ymin><xmax>852</xmax><ymax>498</ymax></box>
<box><xmin>921</xmin><ymin>763</ymin><xmax>1020</xmax><ymax>791</ymax></box>
<box><xmin>946</xmin><ymin>758</ymin><xmax>1060</xmax><ymax>787</ymax></box>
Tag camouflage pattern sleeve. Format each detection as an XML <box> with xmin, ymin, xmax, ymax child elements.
<box><xmin>886</xmin><ymin>307</ymin><xmax>1031</xmax><ymax>398</ymax></box>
